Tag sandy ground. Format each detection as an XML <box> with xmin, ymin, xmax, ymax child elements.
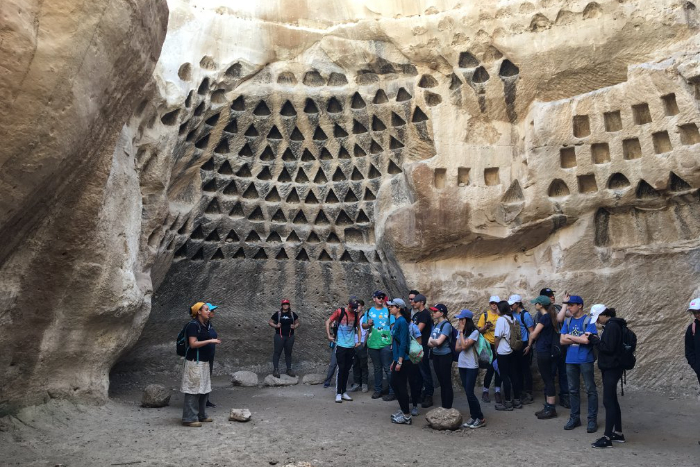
<box><xmin>1</xmin><ymin>371</ymin><xmax>699</xmax><ymax>467</ymax></box>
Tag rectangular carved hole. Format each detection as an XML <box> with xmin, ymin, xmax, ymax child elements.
<box><xmin>577</xmin><ymin>174</ymin><xmax>598</xmax><ymax>194</ymax></box>
<box><xmin>679</xmin><ymin>123</ymin><xmax>700</xmax><ymax>145</ymax></box>
<box><xmin>622</xmin><ymin>138</ymin><xmax>642</xmax><ymax>160</ymax></box>
<box><xmin>652</xmin><ymin>131</ymin><xmax>672</xmax><ymax>154</ymax></box>
<box><xmin>560</xmin><ymin>147</ymin><xmax>576</xmax><ymax>168</ymax></box>
<box><xmin>603</xmin><ymin>111</ymin><xmax>622</xmax><ymax>132</ymax></box>
<box><xmin>484</xmin><ymin>168</ymin><xmax>500</xmax><ymax>186</ymax></box>
<box><xmin>572</xmin><ymin>115</ymin><xmax>591</xmax><ymax>137</ymax></box>
<box><xmin>458</xmin><ymin>167</ymin><xmax>470</xmax><ymax>186</ymax></box>
<box><xmin>591</xmin><ymin>143</ymin><xmax>610</xmax><ymax>164</ymax></box>
<box><xmin>632</xmin><ymin>103</ymin><xmax>652</xmax><ymax>125</ymax></box>
<box><xmin>434</xmin><ymin>168</ymin><xmax>446</xmax><ymax>189</ymax></box>
<box><xmin>661</xmin><ymin>94</ymin><xmax>680</xmax><ymax>116</ymax></box>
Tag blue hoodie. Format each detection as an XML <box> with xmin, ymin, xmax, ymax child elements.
<box><xmin>391</xmin><ymin>315</ymin><xmax>410</xmax><ymax>362</ymax></box>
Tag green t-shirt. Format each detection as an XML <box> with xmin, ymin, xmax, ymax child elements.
<box><xmin>363</xmin><ymin>307</ymin><xmax>395</xmax><ymax>349</ymax></box>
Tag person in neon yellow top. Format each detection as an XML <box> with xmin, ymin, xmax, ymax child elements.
<box><xmin>477</xmin><ymin>295</ymin><xmax>502</xmax><ymax>404</ymax></box>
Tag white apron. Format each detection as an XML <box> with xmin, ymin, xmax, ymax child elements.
<box><xmin>180</xmin><ymin>359</ymin><xmax>212</xmax><ymax>394</ymax></box>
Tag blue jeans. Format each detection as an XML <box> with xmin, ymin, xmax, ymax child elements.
<box><xmin>566</xmin><ymin>362</ymin><xmax>598</xmax><ymax>422</ymax></box>
<box><xmin>459</xmin><ymin>368</ymin><xmax>483</xmax><ymax>420</ymax></box>
<box><xmin>417</xmin><ymin>345</ymin><xmax>434</xmax><ymax>397</ymax></box>
<box><xmin>368</xmin><ymin>346</ymin><xmax>394</xmax><ymax>394</ymax></box>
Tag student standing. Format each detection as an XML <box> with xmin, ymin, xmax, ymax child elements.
<box><xmin>477</xmin><ymin>296</ymin><xmax>502</xmax><ymax>403</ymax></box>
<box><xmin>528</xmin><ymin>295</ymin><xmax>559</xmax><ymax>419</ymax></box>
<box><xmin>685</xmin><ymin>298</ymin><xmax>700</xmax><ymax>385</ymax></box>
<box><xmin>268</xmin><ymin>299</ymin><xmax>300</xmax><ymax>378</ymax></box>
<box><xmin>455</xmin><ymin>309</ymin><xmax>485</xmax><ymax>428</ymax></box>
<box><xmin>410</xmin><ymin>293</ymin><xmax>434</xmax><ymax>407</ymax></box>
<box><xmin>388</xmin><ymin>298</ymin><xmax>413</xmax><ymax>425</ymax></box>
<box><xmin>363</xmin><ymin>291</ymin><xmax>396</xmax><ymax>400</ymax></box>
<box><xmin>589</xmin><ymin>305</ymin><xmax>627</xmax><ymax>448</ymax></box>
<box><xmin>428</xmin><ymin>303</ymin><xmax>454</xmax><ymax>409</ymax></box>
<box><xmin>543</xmin><ymin>287</ymin><xmax>570</xmax><ymax>408</ymax></box>
<box><xmin>494</xmin><ymin>300</ymin><xmax>522</xmax><ymax>411</ymax></box>
<box><xmin>350</xmin><ymin>299</ymin><xmax>369</xmax><ymax>392</ymax></box>
<box><xmin>509</xmin><ymin>294</ymin><xmax>535</xmax><ymax>404</ymax></box>
<box><xmin>560</xmin><ymin>295</ymin><xmax>599</xmax><ymax>432</ymax></box>
<box><xmin>325</xmin><ymin>298</ymin><xmax>362</xmax><ymax>403</ymax></box>
<box><xmin>205</xmin><ymin>302</ymin><xmax>218</xmax><ymax>408</ymax></box>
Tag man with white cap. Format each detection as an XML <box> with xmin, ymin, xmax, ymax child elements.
<box><xmin>685</xmin><ymin>298</ymin><xmax>700</xmax><ymax>385</ymax></box>
<box><xmin>509</xmin><ymin>294</ymin><xmax>535</xmax><ymax>404</ymax></box>
<box><xmin>477</xmin><ymin>295</ymin><xmax>503</xmax><ymax>403</ymax></box>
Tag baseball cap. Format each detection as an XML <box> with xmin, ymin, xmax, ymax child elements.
<box><xmin>507</xmin><ymin>294</ymin><xmax>522</xmax><ymax>306</ymax></box>
<box><xmin>413</xmin><ymin>293</ymin><xmax>427</xmax><ymax>304</ymax></box>
<box><xmin>372</xmin><ymin>290</ymin><xmax>386</xmax><ymax>299</ymax></box>
<box><xmin>590</xmin><ymin>304</ymin><xmax>607</xmax><ymax>324</ymax></box>
<box><xmin>530</xmin><ymin>295</ymin><xmax>552</xmax><ymax>307</ymax></box>
<box><xmin>455</xmin><ymin>309</ymin><xmax>473</xmax><ymax>319</ymax></box>
<box><xmin>540</xmin><ymin>288</ymin><xmax>556</xmax><ymax>297</ymax></box>
<box><xmin>281</xmin><ymin>299</ymin><xmax>290</xmax><ymax>305</ymax></box>
<box><xmin>489</xmin><ymin>295</ymin><xmax>501</xmax><ymax>303</ymax></box>
<box><xmin>387</xmin><ymin>298</ymin><xmax>406</xmax><ymax>308</ymax></box>
<box><xmin>689</xmin><ymin>298</ymin><xmax>700</xmax><ymax>311</ymax></box>
<box><xmin>563</xmin><ymin>295</ymin><xmax>584</xmax><ymax>305</ymax></box>
<box><xmin>429</xmin><ymin>303</ymin><xmax>448</xmax><ymax>315</ymax></box>
<box><xmin>348</xmin><ymin>297</ymin><xmax>360</xmax><ymax>310</ymax></box>
<box><xmin>206</xmin><ymin>302</ymin><xmax>218</xmax><ymax>310</ymax></box>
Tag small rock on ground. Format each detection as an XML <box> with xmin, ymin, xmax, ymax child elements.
<box><xmin>263</xmin><ymin>374</ymin><xmax>299</xmax><ymax>386</ymax></box>
<box><xmin>425</xmin><ymin>407</ymin><xmax>462</xmax><ymax>430</ymax></box>
<box><xmin>231</xmin><ymin>371</ymin><xmax>259</xmax><ymax>387</ymax></box>
<box><xmin>302</xmin><ymin>373</ymin><xmax>326</xmax><ymax>385</ymax></box>
<box><xmin>229</xmin><ymin>408</ymin><xmax>252</xmax><ymax>422</ymax></box>
<box><xmin>141</xmin><ymin>384</ymin><xmax>171</xmax><ymax>408</ymax></box>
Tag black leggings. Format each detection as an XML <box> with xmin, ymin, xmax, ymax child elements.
<box><xmin>407</xmin><ymin>358</ymin><xmax>422</xmax><ymax>408</ymax></box>
<box><xmin>391</xmin><ymin>360</ymin><xmax>413</xmax><ymax>414</ymax></box>
<box><xmin>602</xmin><ymin>368</ymin><xmax>623</xmax><ymax>437</ymax></box>
<box><xmin>335</xmin><ymin>346</ymin><xmax>355</xmax><ymax>395</ymax></box>
<box><xmin>483</xmin><ymin>344</ymin><xmax>502</xmax><ymax>389</ymax></box>
<box><xmin>432</xmin><ymin>353</ymin><xmax>454</xmax><ymax>409</ymax></box>
<box><xmin>537</xmin><ymin>353</ymin><xmax>556</xmax><ymax>397</ymax></box>
<box><xmin>273</xmin><ymin>334</ymin><xmax>295</xmax><ymax>370</ymax></box>
<box><xmin>497</xmin><ymin>353</ymin><xmax>520</xmax><ymax>402</ymax></box>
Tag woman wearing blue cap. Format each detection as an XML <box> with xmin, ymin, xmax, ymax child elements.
<box><xmin>455</xmin><ymin>309</ymin><xmax>485</xmax><ymax>429</ymax></box>
<box><xmin>205</xmin><ymin>303</ymin><xmax>218</xmax><ymax>408</ymax></box>
<box><xmin>428</xmin><ymin>303</ymin><xmax>454</xmax><ymax>409</ymax></box>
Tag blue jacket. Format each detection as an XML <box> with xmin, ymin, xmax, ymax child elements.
<box><xmin>391</xmin><ymin>315</ymin><xmax>410</xmax><ymax>362</ymax></box>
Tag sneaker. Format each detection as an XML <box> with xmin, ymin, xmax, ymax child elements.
<box><xmin>537</xmin><ymin>406</ymin><xmax>558</xmax><ymax>419</ymax></box>
<box><xmin>461</xmin><ymin>418</ymin><xmax>476</xmax><ymax>428</ymax></box>
<box><xmin>513</xmin><ymin>399</ymin><xmax>523</xmax><ymax>409</ymax></box>
<box><xmin>182</xmin><ymin>421</ymin><xmax>202</xmax><ymax>427</ymax></box>
<box><xmin>272</xmin><ymin>369</ymin><xmax>280</xmax><ymax>378</ymax></box>
<box><xmin>206</xmin><ymin>400</ymin><xmax>216</xmax><ymax>408</ymax></box>
<box><xmin>481</xmin><ymin>391</ymin><xmax>490</xmax><ymax>403</ymax></box>
<box><xmin>494</xmin><ymin>402</ymin><xmax>513</xmax><ymax>411</ymax></box>
<box><xmin>470</xmin><ymin>418</ymin><xmax>486</xmax><ymax>429</ymax></box>
<box><xmin>411</xmin><ymin>407</ymin><xmax>419</xmax><ymax>417</ymax></box>
<box><xmin>591</xmin><ymin>436</ymin><xmax>613</xmax><ymax>449</ymax></box>
<box><xmin>494</xmin><ymin>392</ymin><xmax>502</xmax><ymax>404</ymax></box>
<box><xmin>559</xmin><ymin>395</ymin><xmax>571</xmax><ymax>409</ymax></box>
<box><xmin>335</xmin><ymin>394</ymin><xmax>342</xmax><ymax>403</ymax></box>
<box><xmin>341</xmin><ymin>393</ymin><xmax>353</xmax><ymax>401</ymax></box>
<box><xmin>348</xmin><ymin>383</ymin><xmax>361</xmax><ymax>393</ymax></box>
<box><xmin>421</xmin><ymin>395</ymin><xmax>433</xmax><ymax>408</ymax></box>
<box><xmin>361</xmin><ymin>384</ymin><xmax>369</xmax><ymax>393</ymax></box>
<box><xmin>587</xmin><ymin>420</ymin><xmax>598</xmax><ymax>433</ymax></box>
<box><xmin>382</xmin><ymin>393</ymin><xmax>396</xmax><ymax>402</ymax></box>
<box><xmin>286</xmin><ymin>369</ymin><xmax>296</xmax><ymax>377</ymax></box>
<box><xmin>371</xmin><ymin>391</ymin><xmax>382</xmax><ymax>399</ymax></box>
<box><xmin>198</xmin><ymin>418</ymin><xmax>213</xmax><ymax>423</ymax></box>
<box><xmin>521</xmin><ymin>393</ymin><xmax>534</xmax><ymax>404</ymax></box>
<box><xmin>392</xmin><ymin>414</ymin><xmax>412</xmax><ymax>425</ymax></box>
<box><xmin>610</xmin><ymin>432</ymin><xmax>626</xmax><ymax>443</ymax></box>
<box><xmin>391</xmin><ymin>410</ymin><xmax>403</xmax><ymax>420</ymax></box>
<box><xmin>564</xmin><ymin>418</ymin><xmax>581</xmax><ymax>430</ymax></box>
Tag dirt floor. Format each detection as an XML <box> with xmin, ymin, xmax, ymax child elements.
<box><xmin>1</xmin><ymin>371</ymin><xmax>699</xmax><ymax>467</ymax></box>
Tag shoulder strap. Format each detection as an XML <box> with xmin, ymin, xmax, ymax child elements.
<box><xmin>693</xmin><ymin>321</ymin><xmax>696</xmax><ymax>336</ymax></box>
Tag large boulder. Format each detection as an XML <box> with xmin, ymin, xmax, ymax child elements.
<box><xmin>231</xmin><ymin>371</ymin><xmax>259</xmax><ymax>387</ymax></box>
<box><xmin>425</xmin><ymin>407</ymin><xmax>463</xmax><ymax>431</ymax></box>
<box><xmin>263</xmin><ymin>374</ymin><xmax>299</xmax><ymax>387</ymax></box>
<box><xmin>229</xmin><ymin>408</ymin><xmax>252</xmax><ymax>422</ymax></box>
<box><xmin>141</xmin><ymin>384</ymin><xmax>171</xmax><ymax>408</ymax></box>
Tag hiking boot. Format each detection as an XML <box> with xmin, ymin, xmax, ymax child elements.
<box><xmin>391</xmin><ymin>414</ymin><xmax>412</xmax><ymax>425</ymax></box>
<box><xmin>361</xmin><ymin>384</ymin><xmax>369</xmax><ymax>393</ymax></box>
<box><xmin>591</xmin><ymin>436</ymin><xmax>612</xmax><ymax>449</ymax></box>
<box><xmin>348</xmin><ymin>383</ymin><xmax>361</xmax><ymax>392</ymax></box>
<box><xmin>411</xmin><ymin>407</ymin><xmax>419</xmax><ymax>417</ymax></box>
<box><xmin>521</xmin><ymin>392</ymin><xmax>534</xmax><ymax>404</ymax></box>
<box><xmin>534</xmin><ymin>404</ymin><xmax>547</xmax><ymax>417</ymax></box>
<box><xmin>382</xmin><ymin>393</ymin><xmax>396</xmax><ymax>402</ymax></box>
<box><xmin>537</xmin><ymin>406</ymin><xmax>558</xmax><ymax>420</ymax></box>
<box><xmin>469</xmin><ymin>418</ymin><xmax>486</xmax><ymax>429</ymax></box>
<box><xmin>335</xmin><ymin>394</ymin><xmax>342</xmax><ymax>403</ymax></box>
<box><xmin>182</xmin><ymin>421</ymin><xmax>202</xmax><ymax>427</ymax></box>
<box><xmin>494</xmin><ymin>392</ymin><xmax>503</xmax><ymax>404</ymax></box>
<box><xmin>286</xmin><ymin>369</ymin><xmax>296</xmax><ymax>377</ymax></box>
<box><xmin>564</xmin><ymin>418</ymin><xmax>581</xmax><ymax>430</ymax></box>
<box><xmin>206</xmin><ymin>400</ymin><xmax>216</xmax><ymax>408</ymax></box>
<box><xmin>587</xmin><ymin>420</ymin><xmax>598</xmax><ymax>433</ymax></box>
<box><xmin>272</xmin><ymin>369</ymin><xmax>280</xmax><ymax>378</ymax></box>
<box><xmin>559</xmin><ymin>395</ymin><xmax>571</xmax><ymax>409</ymax></box>
<box><xmin>494</xmin><ymin>401</ymin><xmax>513</xmax><ymax>411</ymax></box>
<box><xmin>513</xmin><ymin>399</ymin><xmax>523</xmax><ymax>409</ymax></box>
<box><xmin>481</xmin><ymin>391</ymin><xmax>490</xmax><ymax>403</ymax></box>
<box><xmin>610</xmin><ymin>432</ymin><xmax>626</xmax><ymax>443</ymax></box>
<box><xmin>341</xmin><ymin>393</ymin><xmax>353</xmax><ymax>401</ymax></box>
<box><xmin>199</xmin><ymin>418</ymin><xmax>213</xmax><ymax>423</ymax></box>
<box><xmin>421</xmin><ymin>395</ymin><xmax>433</xmax><ymax>408</ymax></box>
<box><xmin>371</xmin><ymin>391</ymin><xmax>382</xmax><ymax>399</ymax></box>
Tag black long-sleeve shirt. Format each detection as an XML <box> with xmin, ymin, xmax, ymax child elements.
<box><xmin>596</xmin><ymin>318</ymin><xmax>625</xmax><ymax>371</ymax></box>
<box><xmin>685</xmin><ymin>319</ymin><xmax>700</xmax><ymax>373</ymax></box>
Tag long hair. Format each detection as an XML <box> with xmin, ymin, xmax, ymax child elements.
<box><xmin>462</xmin><ymin>317</ymin><xmax>476</xmax><ymax>336</ymax></box>
<box><xmin>497</xmin><ymin>300</ymin><xmax>512</xmax><ymax>318</ymax></box>
<box><xmin>399</xmin><ymin>306</ymin><xmax>411</xmax><ymax>321</ymax></box>
<box><xmin>546</xmin><ymin>303</ymin><xmax>560</xmax><ymax>332</ymax></box>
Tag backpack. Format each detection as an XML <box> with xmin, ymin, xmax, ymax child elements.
<box><xmin>436</xmin><ymin>321</ymin><xmax>460</xmax><ymax>362</ymax></box>
<box><xmin>408</xmin><ymin>334</ymin><xmax>424</xmax><ymax>363</ymax></box>
<box><xmin>176</xmin><ymin>319</ymin><xmax>199</xmax><ymax>357</ymax></box>
<box><xmin>619</xmin><ymin>323</ymin><xmax>637</xmax><ymax>371</ymax></box>
<box><xmin>474</xmin><ymin>333</ymin><xmax>494</xmax><ymax>369</ymax></box>
<box><xmin>508</xmin><ymin>316</ymin><xmax>523</xmax><ymax>351</ymax></box>
<box><xmin>331</xmin><ymin>307</ymin><xmax>358</xmax><ymax>338</ymax></box>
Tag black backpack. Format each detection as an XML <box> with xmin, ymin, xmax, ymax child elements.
<box><xmin>176</xmin><ymin>319</ymin><xmax>199</xmax><ymax>356</ymax></box>
<box><xmin>619</xmin><ymin>323</ymin><xmax>637</xmax><ymax>371</ymax></box>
